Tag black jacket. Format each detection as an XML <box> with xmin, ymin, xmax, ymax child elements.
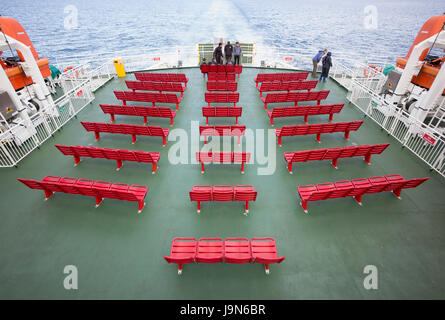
<box><xmin>224</xmin><ymin>44</ymin><xmax>233</xmax><ymax>56</ymax></box>
<box><xmin>213</xmin><ymin>46</ymin><xmax>223</xmax><ymax>59</ymax></box>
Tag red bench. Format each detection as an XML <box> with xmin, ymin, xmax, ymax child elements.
<box><xmin>261</xmin><ymin>90</ymin><xmax>330</xmax><ymax>110</ymax></box>
<box><xmin>200</xmin><ymin>64</ymin><xmax>243</xmax><ymax>77</ymax></box>
<box><xmin>275</xmin><ymin>121</ymin><xmax>363</xmax><ymax>146</ymax></box>
<box><xmin>55</xmin><ymin>144</ymin><xmax>160</xmax><ymax>173</ymax></box>
<box><xmin>258</xmin><ymin>80</ymin><xmax>318</xmax><ymax>97</ymax></box>
<box><xmin>206</xmin><ymin>81</ymin><xmax>238</xmax><ymax>92</ymax></box>
<box><xmin>80</xmin><ymin>121</ymin><xmax>169</xmax><ymax>146</ymax></box>
<box><xmin>99</xmin><ymin>104</ymin><xmax>176</xmax><ymax>126</ymax></box>
<box><xmin>202</xmin><ymin>106</ymin><xmax>242</xmax><ymax>124</ymax></box>
<box><xmin>134</xmin><ymin>72</ymin><xmax>188</xmax><ymax>88</ymax></box>
<box><xmin>267</xmin><ymin>104</ymin><xmax>344</xmax><ymax>126</ymax></box>
<box><xmin>17</xmin><ymin>175</ymin><xmax>149</xmax><ymax>213</ymax></box>
<box><xmin>254</xmin><ymin>72</ymin><xmax>309</xmax><ymax>87</ymax></box>
<box><xmin>189</xmin><ymin>185</ymin><xmax>257</xmax><ymax>214</ymax></box>
<box><xmin>207</xmin><ymin>72</ymin><xmax>236</xmax><ymax>82</ymax></box>
<box><xmin>125</xmin><ymin>80</ymin><xmax>185</xmax><ymax>97</ymax></box>
<box><xmin>196</xmin><ymin>151</ymin><xmax>251</xmax><ymax>173</ymax></box>
<box><xmin>284</xmin><ymin>143</ymin><xmax>390</xmax><ymax>173</ymax></box>
<box><xmin>200</xmin><ymin>125</ymin><xmax>246</xmax><ymax>145</ymax></box>
<box><xmin>164</xmin><ymin>237</ymin><xmax>284</xmax><ymax>275</ymax></box>
<box><xmin>205</xmin><ymin>92</ymin><xmax>239</xmax><ymax>106</ymax></box>
<box><xmin>297</xmin><ymin>174</ymin><xmax>429</xmax><ymax>213</ymax></box>
<box><xmin>113</xmin><ymin>91</ymin><xmax>182</xmax><ymax>110</ymax></box>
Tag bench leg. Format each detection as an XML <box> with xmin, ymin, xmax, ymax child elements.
<box><xmin>152</xmin><ymin>162</ymin><xmax>157</xmax><ymax>174</ymax></box>
<box><xmin>144</xmin><ymin>116</ymin><xmax>148</xmax><ymax>125</ymax></box>
<box><xmin>123</xmin><ymin>100</ymin><xmax>126</xmax><ymax>106</ymax></box>
<box><xmin>178</xmin><ymin>264</ymin><xmax>183</xmax><ymax>275</ymax></box>
<box><xmin>393</xmin><ymin>188</ymin><xmax>402</xmax><ymax>199</ymax></box>
<box><xmin>201</xmin><ymin>163</ymin><xmax>205</xmax><ymax>174</ymax></box>
<box><xmin>181</xmin><ymin>92</ymin><xmax>183</xmax><ymax>98</ymax></box>
<box><xmin>304</xmin><ymin>115</ymin><xmax>308</xmax><ymax>123</ymax></box>
<box><xmin>110</xmin><ymin>114</ymin><xmax>115</xmax><ymax>122</ymax></box>
<box><xmin>44</xmin><ymin>189</ymin><xmax>53</xmax><ymax>200</ymax></box>
<box><xmin>316</xmin><ymin>133</ymin><xmax>321</xmax><ymax>143</ymax></box>
<box><xmin>152</xmin><ymin>102</ymin><xmax>155</xmax><ymax>107</ymax></box>
<box><xmin>138</xmin><ymin>201</ymin><xmax>145</xmax><ymax>214</ymax></box>
<box><xmin>329</xmin><ymin>113</ymin><xmax>333</xmax><ymax>122</ymax></box>
<box><xmin>278</xmin><ymin>136</ymin><xmax>282</xmax><ymax>147</ymax></box>
<box><xmin>344</xmin><ymin>130</ymin><xmax>350</xmax><ymax>140</ymax></box>
<box><xmin>73</xmin><ymin>155</ymin><xmax>81</xmax><ymax>166</ymax></box>
<box><xmin>301</xmin><ymin>201</ymin><xmax>308</xmax><ymax>214</ymax></box>
<box><xmin>95</xmin><ymin>196</ymin><xmax>103</xmax><ymax>208</ymax></box>
<box><xmin>354</xmin><ymin>195</ymin><xmax>363</xmax><ymax>206</ymax></box>
<box><xmin>364</xmin><ymin>154</ymin><xmax>371</xmax><ymax>164</ymax></box>
<box><xmin>265</xmin><ymin>264</ymin><xmax>270</xmax><ymax>275</ymax></box>
<box><xmin>244</xmin><ymin>201</ymin><xmax>249</xmax><ymax>216</ymax></box>
<box><xmin>295</xmin><ymin>101</ymin><xmax>298</xmax><ymax>106</ymax></box>
<box><xmin>270</xmin><ymin>117</ymin><xmax>274</xmax><ymax>126</ymax></box>
<box><xmin>206</xmin><ymin>117</ymin><xmax>209</xmax><ymax>125</ymax></box>
<box><xmin>331</xmin><ymin>158</ymin><xmax>338</xmax><ymax>169</ymax></box>
<box><xmin>317</xmin><ymin>99</ymin><xmax>321</xmax><ymax>105</ymax></box>
<box><xmin>197</xmin><ymin>201</ymin><xmax>201</xmax><ymax>213</ymax></box>
<box><xmin>116</xmin><ymin>159</ymin><xmax>123</xmax><ymax>171</ymax></box>
<box><xmin>162</xmin><ymin>136</ymin><xmax>166</xmax><ymax>147</ymax></box>
<box><xmin>170</xmin><ymin>117</ymin><xmax>174</xmax><ymax>126</ymax></box>
<box><xmin>238</xmin><ymin>136</ymin><xmax>240</xmax><ymax>145</ymax></box>
<box><xmin>235</xmin><ymin>117</ymin><xmax>239</xmax><ymax>125</ymax></box>
<box><xmin>132</xmin><ymin>134</ymin><xmax>137</xmax><ymax>144</ymax></box>
<box><xmin>94</xmin><ymin>132</ymin><xmax>100</xmax><ymax>140</ymax></box>
<box><xmin>264</xmin><ymin>103</ymin><xmax>267</xmax><ymax>110</ymax></box>
<box><xmin>176</xmin><ymin>103</ymin><xmax>179</xmax><ymax>111</ymax></box>
<box><xmin>241</xmin><ymin>162</ymin><xmax>245</xmax><ymax>174</ymax></box>
<box><xmin>260</xmin><ymin>91</ymin><xmax>263</xmax><ymax>97</ymax></box>
<box><xmin>204</xmin><ymin>136</ymin><xmax>207</xmax><ymax>145</ymax></box>
<box><xmin>287</xmin><ymin>162</ymin><xmax>293</xmax><ymax>174</ymax></box>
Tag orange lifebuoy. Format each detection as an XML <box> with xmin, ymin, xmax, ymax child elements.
<box><xmin>64</xmin><ymin>66</ymin><xmax>79</xmax><ymax>78</ymax></box>
<box><xmin>364</xmin><ymin>65</ymin><xmax>379</xmax><ymax>78</ymax></box>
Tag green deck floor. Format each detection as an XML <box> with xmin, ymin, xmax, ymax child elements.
<box><xmin>1</xmin><ymin>67</ymin><xmax>445</xmax><ymax>299</ymax></box>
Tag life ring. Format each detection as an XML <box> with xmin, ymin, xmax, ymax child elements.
<box><xmin>64</xmin><ymin>66</ymin><xmax>78</xmax><ymax>78</ymax></box>
<box><xmin>364</xmin><ymin>65</ymin><xmax>379</xmax><ymax>78</ymax></box>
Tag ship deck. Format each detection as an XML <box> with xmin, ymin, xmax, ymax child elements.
<box><xmin>1</xmin><ymin>67</ymin><xmax>445</xmax><ymax>299</ymax></box>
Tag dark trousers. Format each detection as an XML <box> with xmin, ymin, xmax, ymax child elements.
<box><xmin>312</xmin><ymin>60</ymin><xmax>318</xmax><ymax>77</ymax></box>
<box><xmin>225</xmin><ymin>55</ymin><xmax>232</xmax><ymax>64</ymax></box>
<box><xmin>234</xmin><ymin>55</ymin><xmax>240</xmax><ymax>65</ymax></box>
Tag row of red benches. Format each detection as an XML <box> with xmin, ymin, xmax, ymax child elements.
<box><xmin>267</xmin><ymin>104</ymin><xmax>344</xmax><ymax>126</ymax></box>
<box><xmin>165</xmin><ymin>237</ymin><xmax>284</xmax><ymax>275</ymax></box>
<box><xmin>284</xmin><ymin>144</ymin><xmax>390</xmax><ymax>173</ymax></box>
<box><xmin>196</xmin><ymin>151</ymin><xmax>251</xmax><ymax>174</ymax></box>
<box><xmin>125</xmin><ymin>80</ymin><xmax>185</xmax><ymax>97</ymax></box>
<box><xmin>207</xmin><ymin>81</ymin><xmax>238</xmax><ymax>92</ymax></box>
<box><xmin>200</xmin><ymin>64</ymin><xmax>243</xmax><ymax>76</ymax></box>
<box><xmin>134</xmin><ymin>72</ymin><xmax>188</xmax><ymax>87</ymax></box>
<box><xmin>261</xmin><ymin>90</ymin><xmax>330</xmax><ymax>109</ymax></box>
<box><xmin>258</xmin><ymin>80</ymin><xmax>318</xmax><ymax>96</ymax></box>
<box><xmin>205</xmin><ymin>92</ymin><xmax>239</xmax><ymax>106</ymax></box>
<box><xmin>254</xmin><ymin>72</ymin><xmax>309</xmax><ymax>87</ymax></box>
<box><xmin>297</xmin><ymin>174</ymin><xmax>429</xmax><ymax>213</ymax></box>
<box><xmin>114</xmin><ymin>91</ymin><xmax>182</xmax><ymax>110</ymax></box>
<box><xmin>55</xmin><ymin>145</ymin><xmax>160</xmax><ymax>173</ymax></box>
<box><xmin>81</xmin><ymin>121</ymin><xmax>169</xmax><ymax>146</ymax></box>
<box><xmin>200</xmin><ymin>125</ymin><xmax>246</xmax><ymax>144</ymax></box>
<box><xmin>99</xmin><ymin>104</ymin><xmax>176</xmax><ymax>126</ymax></box>
<box><xmin>207</xmin><ymin>72</ymin><xmax>236</xmax><ymax>82</ymax></box>
<box><xmin>275</xmin><ymin>121</ymin><xmax>363</xmax><ymax>145</ymax></box>
<box><xmin>189</xmin><ymin>185</ymin><xmax>257</xmax><ymax>214</ymax></box>
<box><xmin>202</xmin><ymin>106</ymin><xmax>242</xmax><ymax>124</ymax></box>
<box><xmin>18</xmin><ymin>175</ymin><xmax>149</xmax><ymax>213</ymax></box>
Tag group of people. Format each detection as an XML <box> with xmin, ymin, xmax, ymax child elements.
<box><xmin>312</xmin><ymin>49</ymin><xmax>332</xmax><ymax>82</ymax></box>
<box><xmin>201</xmin><ymin>41</ymin><xmax>243</xmax><ymax>65</ymax></box>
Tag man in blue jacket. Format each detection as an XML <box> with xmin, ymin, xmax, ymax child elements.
<box><xmin>312</xmin><ymin>49</ymin><xmax>327</xmax><ymax>77</ymax></box>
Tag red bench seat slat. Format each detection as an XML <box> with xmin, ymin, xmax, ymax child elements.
<box><xmin>125</xmin><ymin>80</ymin><xmax>185</xmax><ymax>95</ymax></box>
<box><xmin>202</xmin><ymin>106</ymin><xmax>242</xmax><ymax>124</ymax></box>
<box><xmin>100</xmin><ymin>104</ymin><xmax>176</xmax><ymax>126</ymax></box>
<box><xmin>201</xmin><ymin>64</ymin><xmax>242</xmax><ymax>76</ymax></box>
<box><xmin>267</xmin><ymin>103</ymin><xmax>344</xmax><ymax>125</ymax></box>
<box><xmin>297</xmin><ymin>175</ymin><xmax>429</xmax><ymax>213</ymax></box>
<box><xmin>206</xmin><ymin>81</ymin><xmax>238</xmax><ymax>92</ymax></box>
<box><xmin>196</xmin><ymin>151</ymin><xmax>251</xmax><ymax>174</ymax></box>
<box><xmin>261</xmin><ymin>90</ymin><xmax>330</xmax><ymax>109</ymax></box>
<box><xmin>134</xmin><ymin>72</ymin><xmax>188</xmax><ymax>86</ymax></box>
<box><xmin>199</xmin><ymin>125</ymin><xmax>246</xmax><ymax>144</ymax></box>
<box><xmin>205</xmin><ymin>92</ymin><xmax>239</xmax><ymax>106</ymax></box>
<box><xmin>18</xmin><ymin>176</ymin><xmax>148</xmax><ymax>213</ymax></box>
<box><xmin>207</xmin><ymin>72</ymin><xmax>236</xmax><ymax>82</ymax></box>
<box><xmin>113</xmin><ymin>91</ymin><xmax>182</xmax><ymax>110</ymax></box>
<box><xmin>258</xmin><ymin>80</ymin><xmax>318</xmax><ymax>97</ymax></box>
<box><xmin>254</xmin><ymin>72</ymin><xmax>309</xmax><ymax>87</ymax></box>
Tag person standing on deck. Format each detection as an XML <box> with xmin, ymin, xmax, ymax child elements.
<box><xmin>319</xmin><ymin>52</ymin><xmax>332</xmax><ymax>82</ymax></box>
<box><xmin>312</xmin><ymin>49</ymin><xmax>327</xmax><ymax>77</ymax></box>
<box><xmin>213</xmin><ymin>43</ymin><xmax>223</xmax><ymax>64</ymax></box>
<box><xmin>200</xmin><ymin>58</ymin><xmax>207</xmax><ymax>65</ymax></box>
<box><xmin>233</xmin><ymin>42</ymin><xmax>242</xmax><ymax>65</ymax></box>
<box><xmin>224</xmin><ymin>41</ymin><xmax>233</xmax><ymax>64</ymax></box>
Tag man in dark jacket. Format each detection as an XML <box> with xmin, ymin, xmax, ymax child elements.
<box><xmin>319</xmin><ymin>52</ymin><xmax>332</xmax><ymax>82</ymax></box>
<box><xmin>312</xmin><ymin>49</ymin><xmax>327</xmax><ymax>78</ymax></box>
<box><xmin>224</xmin><ymin>41</ymin><xmax>233</xmax><ymax>64</ymax></box>
<box><xmin>213</xmin><ymin>43</ymin><xmax>223</xmax><ymax>64</ymax></box>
